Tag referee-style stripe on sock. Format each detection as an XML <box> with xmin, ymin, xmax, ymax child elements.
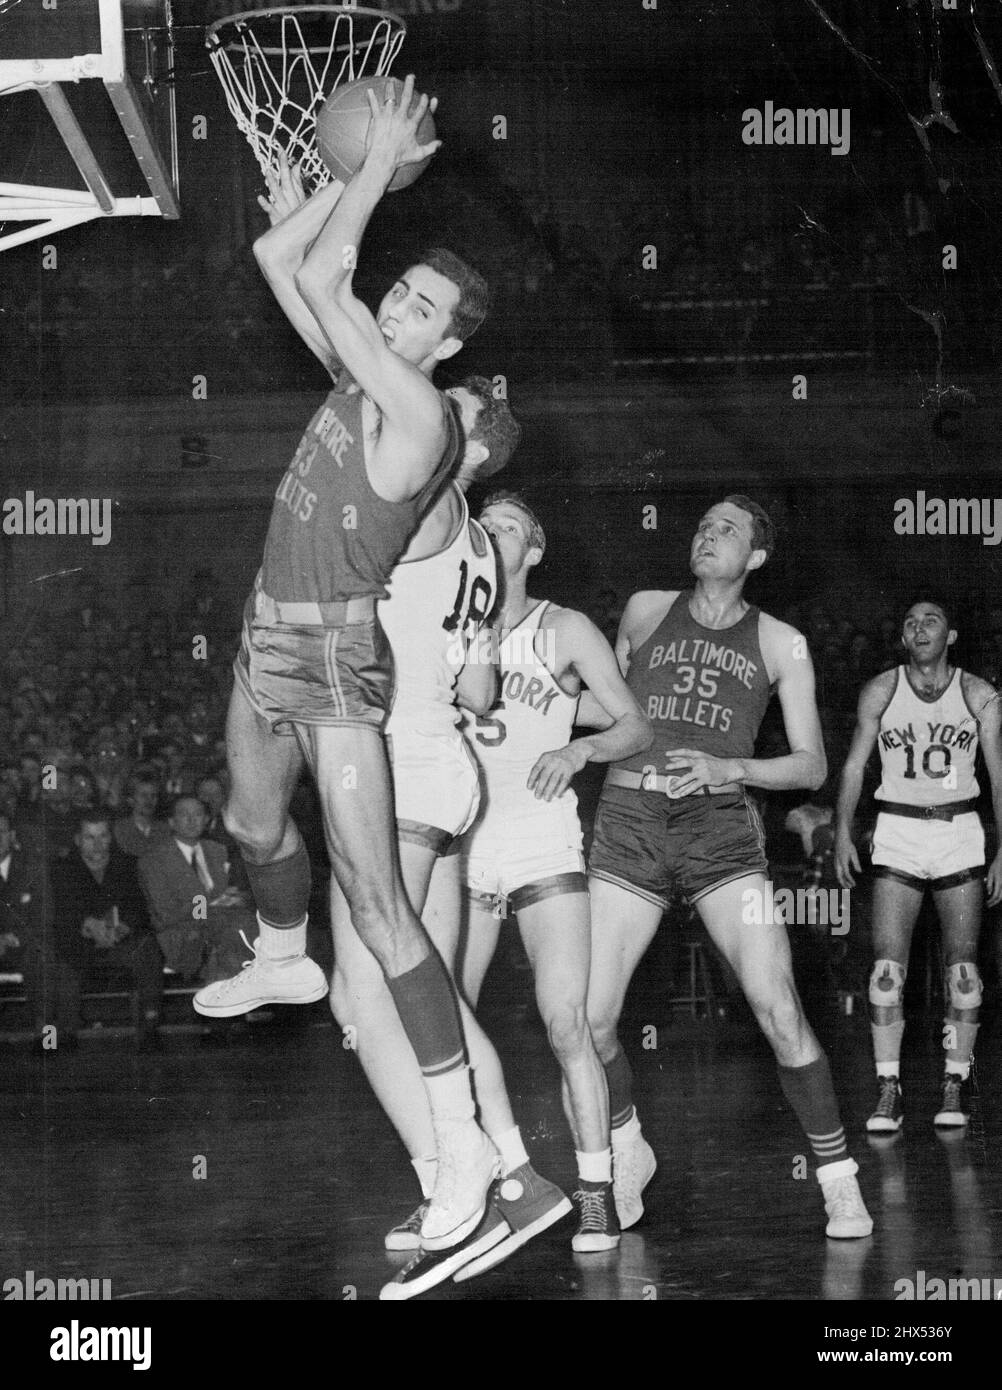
<box><xmin>777</xmin><ymin>1055</ymin><xmax>849</xmax><ymax>1165</ymax></box>
<box><xmin>808</xmin><ymin>1127</ymin><xmax>848</xmax><ymax>1164</ymax></box>
<box><xmin>421</xmin><ymin>1050</ymin><xmax>467</xmax><ymax>1078</ymax></box>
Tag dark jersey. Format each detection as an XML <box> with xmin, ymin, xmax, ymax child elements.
<box><xmin>260</xmin><ymin>387</ymin><xmax>459</xmax><ymax>603</ymax></box>
<box><xmin>615</xmin><ymin>591</ymin><xmax>772</xmax><ymax>774</ymax></box>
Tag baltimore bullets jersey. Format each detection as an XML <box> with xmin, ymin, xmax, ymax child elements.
<box><xmin>380</xmin><ymin>488</ymin><xmax>497</xmax><ymax>739</ymax></box>
<box><xmin>463</xmin><ymin>601</ymin><xmax>578</xmax><ymax>808</ymax></box>
<box><xmin>259</xmin><ymin>386</ymin><xmax>460</xmax><ymax>604</ymax></box>
<box><xmin>875</xmin><ymin>667</ymin><xmax>980</xmax><ymax>805</ymax></box>
<box><xmin>614</xmin><ymin>592</ymin><xmax>772</xmax><ymax>776</ymax></box>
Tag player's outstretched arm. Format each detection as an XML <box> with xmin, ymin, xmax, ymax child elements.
<box><xmin>833</xmin><ymin>672</ymin><xmax>892</xmax><ymax>888</ymax></box>
<box><xmin>252</xmin><ymin>155</ymin><xmax>346</xmax><ymax>370</ymax></box>
<box><xmin>295</xmin><ymin>78</ymin><xmax>447</xmax><ymax>499</ymax></box>
<box><xmin>527</xmin><ymin>611</ymin><xmax>652</xmax><ymax>801</ymax></box>
<box><xmin>968</xmin><ymin>676</ymin><xmax>1002</xmax><ymax>906</ymax></box>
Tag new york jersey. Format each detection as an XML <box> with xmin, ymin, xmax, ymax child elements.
<box><xmin>380</xmin><ymin>488</ymin><xmax>497</xmax><ymax>739</ymax></box>
<box><xmin>876</xmin><ymin>667</ymin><xmax>980</xmax><ymax>805</ymax></box>
<box><xmin>463</xmin><ymin>601</ymin><xmax>578</xmax><ymax>808</ymax></box>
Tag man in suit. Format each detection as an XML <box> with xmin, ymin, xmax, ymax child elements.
<box><xmin>138</xmin><ymin>794</ymin><xmax>255</xmax><ymax>983</ymax></box>
<box><xmin>48</xmin><ymin>810</ymin><xmax>163</xmax><ymax>1051</ymax></box>
<box><xmin>114</xmin><ymin>773</ymin><xmax>170</xmax><ymax>860</ymax></box>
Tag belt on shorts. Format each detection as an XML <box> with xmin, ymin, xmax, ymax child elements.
<box><xmin>877</xmin><ymin>798</ymin><xmax>979</xmax><ymax>822</ymax></box>
<box><xmin>605</xmin><ymin>768</ymin><xmax>741</xmax><ymax>797</ymax></box>
<box><xmin>255</xmin><ymin>589</ymin><xmax>377</xmax><ymax>627</ymax></box>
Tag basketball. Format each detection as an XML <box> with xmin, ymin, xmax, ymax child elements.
<box><xmin>316</xmin><ymin>76</ymin><xmax>437</xmax><ymax>192</ymax></box>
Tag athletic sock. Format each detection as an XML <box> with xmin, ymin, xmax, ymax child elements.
<box><xmin>257</xmin><ymin>913</ymin><xmax>307</xmax><ymax>960</ymax></box>
<box><xmin>603</xmin><ymin>1048</ymin><xmax>635</xmax><ymax>1130</ymax></box>
<box><xmin>777</xmin><ymin>1055</ymin><xmax>849</xmax><ymax>1168</ymax></box>
<box><xmin>611</xmin><ymin>1110</ymin><xmax>642</xmax><ymax>1150</ymax></box>
<box><xmin>241</xmin><ymin>842</ymin><xmax>311</xmax><ymax>928</ymax></box>
<box><xmin>411</xmin><ymin>1156</ymin><xmax>437</xmax><ymax>1200</ymax></box>
<box><xmin>945</xmin><ymin>1060</ymin><xmax>971</xmax><ymax>1081</ymax></box>
<box><xmin>870</xmin><ymin>1019</ymin><xmax>905</xmax><ymax>1073</ymax></box>
<box><xmin>875</xmin><ymin>1060</ymin><xmax>900</xmax><ymax>1080</ymax></box>
<box><xmin>576</xmin><ymin>1148</ymin><xmax>613</xmax><ymax>1185</ymax></box>
<box><xmin>944</xmin><ymin>1016</ymin><xmax>978</xmax><ymax>1074</ymax></box>
<box><xmin>385</xmin><ymin>955</ymin><xmax>470</xmax><ymax>1120</ymax></box>
<box><xmin>492</xmin><ymin>1125</ymin><xmax>531</xmax><ymax>1176</ymax></box>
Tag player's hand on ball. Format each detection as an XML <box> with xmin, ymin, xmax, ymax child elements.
<box><xmin>365</xmin><ymin>74</ymin><xmax>442</xmax><ymax>170</ymax></box>
<box><xmin>833</xmin><ymin>831</ymin><xmax>860</xmax><ymax>890</ymax></box>
<box><xmin>257</xmin><ymin>153</ymin><xmax>307</xmax><ymax>225</ymax></box>
<box><xmin>527</xmin><ymin>743</ymin><xmax>589</xmax><ymax>801</ymax></box>
<box><xmin>663</xmin><ymin>750</ymin><xmax>738</xmax><ymax>796</ymax></box>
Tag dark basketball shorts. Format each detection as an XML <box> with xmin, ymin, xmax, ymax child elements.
<box><xmin>233</xmin><ymin>592</ymin><xmax>393</xmax><ymax>735</ymax></box>
<box><xmin>588</xmin><ymin>784</ymin><xmax>768</xmax><ymax>908</ymax></box>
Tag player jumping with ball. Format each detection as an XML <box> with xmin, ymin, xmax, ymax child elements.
<box><xmin>193</xmin><ymin>78</ymin><xmax>500</xmax><ymax>1253</ymax></box>
<box><xmin>835</xmin><ymin>598</ymin><xmax>1002</xmax><ymax>1132</ymax></box>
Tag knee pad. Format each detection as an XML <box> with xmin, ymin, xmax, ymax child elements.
<box><xmin>946</xmin><ymin>962</ymin><xmax>983</xmax><ymax>1011</ymax></box>
<box><xmin>869</xmin><ymin>959</ymin><xmax>906</xmax><ymax>1009</ymax></box>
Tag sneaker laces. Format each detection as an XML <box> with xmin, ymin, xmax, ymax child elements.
<box><xmin>208</xmin><ymin>931</ymin><xmax>260</xmax><ymax>996</ymax></box>
<box><xmin>941</xmin><ymin>1076</ymin><xmax>962</xmax><ymax>1110</ymax></box>
<box><xmin>574</xmin><ymin>1187</ymin><xmax>608</xmax><ymax>1231</ymax></box>
<box><xmin>873</xmin><ymin>1076</ymin><xmax>899</xmax><ymax>1118</ymax></box>
<box><xmin>825</xmin><ymin>1176</ymin><xmax>864</xmax><ymax>1221</ymax></box>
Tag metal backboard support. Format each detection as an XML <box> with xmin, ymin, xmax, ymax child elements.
<box><xmin>0</xmin><ymin>0</ymin><xmax>180</xmax><ymax>252</ymax></box>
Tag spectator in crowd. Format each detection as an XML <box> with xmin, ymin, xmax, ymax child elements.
<box><xmin>46</xmin><ymin>810</ymin><xmax>162</xmax><ymax>1051</ymax></box>
<box><xmin>114</xmin><ymin>773</ymin><xmax>170</xmax><ymax>860</ymax></box>
<box><xmin>138</xmin><ymin>794</ymin><xmax>253</xmax><ymax>985</ymax></box>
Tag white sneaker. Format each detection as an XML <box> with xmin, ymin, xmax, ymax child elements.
<box><xmin>613</xmin><ymin>1134</ymin><xmax>657</xmax><ymax>1228</ymax></box>
<box><xmin>192</xmin><ymin>934</ymin><xmax>327</xmax><ymax>1017</ymax></box>
<box><xmin>818</xmin><ymin>1159</ymin><xmax>873</xmax><ymax>1239</ymax></box>
<box><xmin>420</xmin><ymin>1124</ymin><xmax>500</xmax><ymax>1251</ymax></box>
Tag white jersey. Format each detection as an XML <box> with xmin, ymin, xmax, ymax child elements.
<box><xmin>380</xmin><ymin>487</ymin><xmax>497</xmax><ymax>740</ymax></box>
<box><xmin>876</xmin><ymin>666</ymin><xmax>980</xmax><ymax>805</ymax></box>
<box><xmin>463</xmin><ymin>600</ymin><xmax>578</xmax><ymax>808</ymax></box>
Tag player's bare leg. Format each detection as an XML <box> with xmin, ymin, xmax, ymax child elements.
<box><xmin>455</xmin><ymin>895</ymin><xmax>504</xmax><ymax>1009</ymax></box>
<box><xmin>586</xmin><ymin>876</ymin><xmax>662</xmax><ymax>1227</ymax></box>
<box><xmin>516</xmin><ymin>893</ymin><xmax>608</xmax><ymax>1152</ymax></box>
<box><xmin>305</xmin><ymin>724</ymin><xmax>499</xmax><ymax>1248</ymax></box>
<box><xmin>330</xmin><ymin>842</ymin><xmax>569</xmax><ymax>1294</ymax></box>
<box><xmin>932</xmin><ymin>877</ymin><xmax>984</xmax><ymax>1126</ymax></box>
<box><xmin>697</xmin><ymin>873</ymin><xmax>872</xmax><ymax>1237</ymax></box>
<box><xmin>865</xmin><ymin>876</ymin><xmax>923</xmax><ymax>1133</ymax></box>
<box><xmin>194</xmin><ymin>680</ymin><xmax>328</xmax><ymax>1013</ymax></box>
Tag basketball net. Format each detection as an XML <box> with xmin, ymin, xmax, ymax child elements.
<box><xmin>206</xmin><ymin>4</ymin><xmax>406</xmax><ymax>191</ymax></box>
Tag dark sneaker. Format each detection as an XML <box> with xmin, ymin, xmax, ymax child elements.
<box><xmin>571</xmin><ymin>1182</ymin><xmax>621</xmax><ymax>1253</ymax></box>
<box><xmin>933</xmin><ymin>1073</ymin><xmax>969</xmax><ymax>1128</ymax></box>
<box><xmin>379</xmin><ymin>1200</ymin><xmax>508</xmax><ymax>1300</ymax></box>
<box><xmin>865</xmin><ymin>1076</ymin><xmax>903</xmax><ymax>1133</ymax></box>
<box><xmin>384</xmin><ymin>1202</ymin><xmax>428</xmax><ymax>1252</ymax></box>
<box><xmin>453</xmin><ymin>1164</ymin><xmax>572</xmax><ymax>1282</ymax></box>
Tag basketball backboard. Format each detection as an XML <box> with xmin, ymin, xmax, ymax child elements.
<box><xmin>0</xmin><ymin>0</ymin><xmax>180</xmax><ymax>251</ymax></box>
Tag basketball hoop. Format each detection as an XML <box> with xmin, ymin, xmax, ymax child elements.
<box><xmin>206</xmin><ymin>4</ymin><xmax>407</xmax><ymax>192</ymax></box>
